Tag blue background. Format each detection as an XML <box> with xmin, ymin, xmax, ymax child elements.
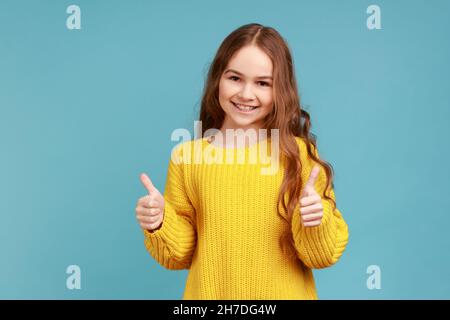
<box><xmin>1</xmin><ymin>0</ymin><xmax>449</xmax><ymax>299</ymax></box>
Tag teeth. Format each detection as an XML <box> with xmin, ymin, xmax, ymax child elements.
<box><xmin>234</xmin><ymin>103</ymin><xmax>257</xmax><ymax>111</ymax></box>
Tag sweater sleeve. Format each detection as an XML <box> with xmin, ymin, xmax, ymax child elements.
<box><xmin>142</xmin><ymin>142</ymin><xmax>197</xmax><ymax>270</ymax></box>
<box><xmin>291</xmin><ymin>139</ymin><xmax>349</xmax><ymax>269</ymax></box>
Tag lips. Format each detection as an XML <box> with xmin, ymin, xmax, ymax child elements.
<box><xmin>232</xmin><ymin>101</ymin><xmax>259</xmax><ymax>112</ymax></box>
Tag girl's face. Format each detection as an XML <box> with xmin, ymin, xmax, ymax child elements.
<box><xmin>218</xmin><ymin>45</ymin><xmax>274</xmax><ymax>132</ymax></box>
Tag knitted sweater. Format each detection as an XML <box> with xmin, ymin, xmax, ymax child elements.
<box><xmin>143</xmin><ymin>136</ymin><xmax>349</xmax><ymax>300</ymax></box>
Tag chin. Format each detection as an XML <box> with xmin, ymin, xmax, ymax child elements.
<box><xmin>229</xmin><ymin>116</ymin><xmax>261</xmax><ymax>128</ymax></box>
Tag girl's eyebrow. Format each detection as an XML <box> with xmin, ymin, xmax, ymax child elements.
<box><xmin>225</xmin><ymin>69</ymin><xmax>273</xmax><ymax>80</ymax></box>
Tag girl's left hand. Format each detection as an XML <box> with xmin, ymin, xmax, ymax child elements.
<box><xmin>299</xmin><ymin>166</ymin><xmax>323</xmax><ymax>227</ymax></box>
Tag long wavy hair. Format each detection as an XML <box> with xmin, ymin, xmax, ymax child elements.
<box><xmin>198</xmin><ymin>23</ymin><xmax>336</xmax><ymax>260</ymax></box>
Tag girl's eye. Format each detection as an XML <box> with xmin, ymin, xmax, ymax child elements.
<box><xmin>228</xmin><ymin>76</ymin><xmax>271</xmax><ymax>87</ymax></box>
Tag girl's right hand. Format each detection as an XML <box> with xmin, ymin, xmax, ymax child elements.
<box><xmin>136</xmin><ymin>173</ymin><xmax>165</xmax><ymax>231</ymax></box>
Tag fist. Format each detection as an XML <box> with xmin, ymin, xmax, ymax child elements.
<box><xmin>135</xmin><ymin>173</ymin><xmax>165</xmax><ymax>231</ymax></box>
<box><xmin>299</xmin><ymin>166</ymin><xmax>324</xmax><ymax>227</ymax></box>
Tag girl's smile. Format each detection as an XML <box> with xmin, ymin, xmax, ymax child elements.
<box><xmin>231</xmin><ymin>101</ymin><xmax>260</xmax><ymax>113</ymax></box>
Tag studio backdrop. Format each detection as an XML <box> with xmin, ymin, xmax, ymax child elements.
<box><xmin>1</xmin><ymin>0</ymin><xmax>449</xmax><ymax>299</ymax></box>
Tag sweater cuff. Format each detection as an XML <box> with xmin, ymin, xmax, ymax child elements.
<box><xmin>292</xmin><ymin>198</ymin><xmax>339</xmax><ymax>267</ymax></box>
<box><xmin>143</xmin><ymin>201</ymin><xmax>180</xmax><ymax>256</ymax></box>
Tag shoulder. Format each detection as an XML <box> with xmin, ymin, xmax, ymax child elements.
<box><xmin>293</xmin><ymin>136</ymin><xmax>306</xmax><ymax>149</ymax></box>
<box><xmin>292</xmin><ymin>136</ymin><xmax>320</xmax><ymax>161</ymax></box>
<box><xmin>293</xmin><ymin>136</ymin><xmax>314</xmax><ymax>153</ymax></box>
<box><xmin>171</xmin><ymin>139</ymin><xmax>193</xmax><ymax>154</ymax></box>
<box><xmin>170</xmin><ymin>138</ymin><xmax>204</xmax><ymax>164</ymax></box>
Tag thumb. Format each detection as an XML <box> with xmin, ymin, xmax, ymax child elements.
<box><xmin>140</xmin><ymin>173</ymin><xmax>157</xmax><ymax>194</ymax></box>
<box><xmin>302</xmin><ymin>165</ymin><xmax>320</xmax><ymax>196</ymax></box>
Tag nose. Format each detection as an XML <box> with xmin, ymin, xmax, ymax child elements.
<box><xmin>238</xmin><ymin>83</ymin><xmax>256</xmax><ymax>101</ymax></box>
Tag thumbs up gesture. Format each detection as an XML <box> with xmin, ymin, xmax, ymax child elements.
<box><xmin>135</xmin><ymin>173</ymin><xmax>165</xmax><ymax>231</ymax></box>
<box><xmin>299</xmin><ymin>166</ymin><xmax>324</xmax><ymax>227</ymax></box>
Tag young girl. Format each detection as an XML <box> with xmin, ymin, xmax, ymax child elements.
<box><xmin>135</xmin><ymin>23</ymin><xmax>349</xmax><ymax>300</ymax></box>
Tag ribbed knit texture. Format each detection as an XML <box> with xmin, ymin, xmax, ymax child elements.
<box><xmin>143</xmin><ymin>136</ymin><xmax>349</xmax><ymax>300</ymax></box>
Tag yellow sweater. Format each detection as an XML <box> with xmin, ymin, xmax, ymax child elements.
<box><xmin>143</xmin><ymin>136</ymin><xmax>349</xmax><ymax>300</ymax></box>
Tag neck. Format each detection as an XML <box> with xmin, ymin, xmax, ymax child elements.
<box><xmin>215</xmin><ymin>125</ymin><xmax>265</xmax><ymax>148</ymax></box>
